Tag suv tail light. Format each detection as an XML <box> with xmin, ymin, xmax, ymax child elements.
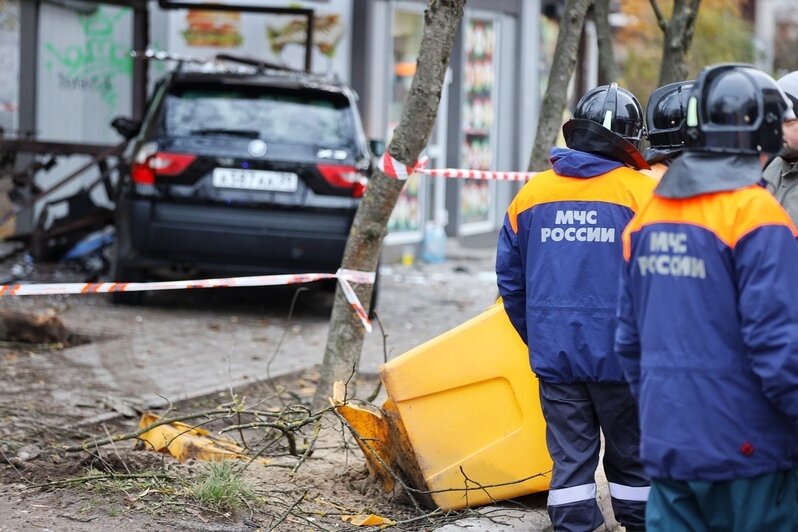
<box><xmin>316</xmin><ymin>164</ymin><xmax>368</xmax><ymax>198</ymax></box>
<box><xmin>131</xmin><ymin>143</ymin><xmax>197</xmax><ymax>185</ymax></box>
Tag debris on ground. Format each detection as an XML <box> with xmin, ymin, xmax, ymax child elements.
<box><xmin>332</xmin><ymin>381</ymin><xmax>433</xmax><ymax>507</ymax></box>
<box><xmin>0</xmin><ymin>308</ymin><xmax>73</xmax><ymax>345</ymax></box>
<box><xmin>342</xmin><ymin>513</ymin><xmax>397</xmax><ymax>526</ymax></box>
<box><xmin>136</xmin><ymin>412</ymin><xmax>270</xmax><ymax>464</ymax></box>
<box><xmin>61</xmin><ymin>225</ymin><xmax>115</xmax><ymax>277</ymax></box>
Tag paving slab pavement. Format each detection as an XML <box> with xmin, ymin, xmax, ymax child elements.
<box><xmin>1</xmin><ymin>242</ymin><xmax>501</xmax><ymax>420</ymax></box>
<box><xmin>2</xmin><ymin>242</ymin><xmax>624</xmax><ymax>530</ymax></box>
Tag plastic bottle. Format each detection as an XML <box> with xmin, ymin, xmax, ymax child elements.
<box><xmin>421</xmin><ymin>222</ymin><xmax>447</xmax><ymax>264</ymax></box>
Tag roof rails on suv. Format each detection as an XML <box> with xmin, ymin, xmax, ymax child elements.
<box><xmin>132</xmin><ymin>48</ymin><xmax>342</xmax><ymax>85</ymax></box>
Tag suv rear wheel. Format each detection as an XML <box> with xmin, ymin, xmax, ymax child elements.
<box><xmin>109</xmin><ymin>249</ymin><xmax>145</xmax><ymax>306</ymax></box>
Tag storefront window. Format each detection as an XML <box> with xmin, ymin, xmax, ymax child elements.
<box><xmin>459</xmin><ymin>16</ymin><xmax>497</xmax><ymax>231</ymax></box>
<box><xmin>387</xmin><ymin>9</ymin><xmax>425</xmax><ymax>240</ymax></box>
<box><xmin>0</xmin><ymin>0</ymin><xmax>20</xmax><ymax>132</ymax></box>
<box><xmin>774</xmin><ymin>7</ymin><xmax>798</xmax><ymax>74</ymax></box>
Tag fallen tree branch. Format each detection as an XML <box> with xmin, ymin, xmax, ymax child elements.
<box><xmin>365</xmin><ymin>312</ymin><xmax>389</xmax><ymax>403</ymax></box>
<box><xmin>24</xmin><ymin>472</ymin><xmax>171</xmax><ymax>490</ymax></box>
<box><xmin>291</xmin><ymin>418</ymin><xmax>322</xmax><ymax>476</ymax></box>
<box><xmin>64</xmin><ymin>408</ymin><xmax>234</xmax><ymax>452</ymax></box>
<box><xmin>269</xmin><ymin>490</ymin><xmax>307</xmax><ymax>531</ymax></box>
<box><xmin>460</xmin><ymin>465</ymin><xmax>499</xmax><ymax>508</ymax></box>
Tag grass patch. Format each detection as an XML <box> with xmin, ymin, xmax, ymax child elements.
<box><xmin>82</xmin><ymin>468</ymin><xmax>177</xmax><ymax>497</ymax></box>
<box><xmin>188</xmin><ymin>462</ymin><xmax>256</xmax><ymax>511</ymax></box>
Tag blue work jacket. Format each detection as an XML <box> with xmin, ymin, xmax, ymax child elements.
<box><xmin>497</xmin><ymin>147</ymin><xmax>655</xmax><ymax>383</ymax></box>
<box><xmin>616</xmin><ymin>183</ymin><xmax>798</xmax><ymax>480</ymax></box>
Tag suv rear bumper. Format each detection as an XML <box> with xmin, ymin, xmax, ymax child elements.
<box><xmin>117</xmin><ymin>198</ymin><xmax>353</xmax><ymax>274</ymax></box>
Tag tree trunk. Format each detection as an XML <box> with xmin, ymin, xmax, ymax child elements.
<box><xmin>312</xmin><ymin>0</ymin><xmax>466</xmax><ymax>408</ymax></box>
<box><xmin>527</xmin><ymin>0</ymin><xmax>594</xmax><ymax>171</ymax></box>
<box><xmin>651</xmin><ymin>0</ymin><xmax>701</xmax><ymax>85</ymax></box>
<box><xmin>593</xmin><ymin>0</ymin><xmax>619</xmax><ymax>85</ymax></box>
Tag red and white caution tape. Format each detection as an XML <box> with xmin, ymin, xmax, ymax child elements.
<box><xmin>378</xmin><ymin>152</ymin><xmax>537</xmax><ymax>182</ymax></box>
<box><xmin>421</xmin><ymin>168</ymin><xmax>535</xmax><ymax>181</ymax></box>
<box><xmin>0</xmin><ymin>268</ymin><xmax>376</xmax><ymax>332</ymax></box>
<box><xmin>377</xmin><ymin>152</ymin><xmax>427</xmax><ymax>181</ymax></box>
<box><xmin>335</xmin><ymin>269</ymin><xmax>372</xmax><ymax>331</ymax></box>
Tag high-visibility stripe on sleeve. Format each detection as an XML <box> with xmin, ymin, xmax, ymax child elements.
<box><xmin>608</xmin><ymin>482</ymin><xmax>650</xmax><ymax>502</ymax></box>
<box><xmin>547</xmin><ymin>483</ymin><xmax>597</xmax><ymax>506</ymax></box>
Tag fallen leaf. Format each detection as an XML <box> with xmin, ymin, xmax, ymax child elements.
<box><xmin>341</xmin><ymin>514</ymin><xmax>396</xmax><ymax>526</ymax></box>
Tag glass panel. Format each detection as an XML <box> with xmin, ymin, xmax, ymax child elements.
<box><xmin>162</xmin><ymin>86</ymin><xmax>356</xmax><ymax>147</ymax></box>
<box><xmin>387</xmin><ymin>9</ymin><xmax>425</xmax><ymax>237</ymax></box>
<box><xmin>774</xmin><ymin>9</ymin><xmax>798</xmax><ymax>74</ymax></box>
<box><xmin>459</xmin><ymin>17</ymin><xmax>496</xmax><ymax>227</ymax></box>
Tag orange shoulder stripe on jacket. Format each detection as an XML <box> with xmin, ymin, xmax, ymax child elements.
<box><xmin>623</xmin><ymin>185</ymin><xmax>798</xmax><ymax>259</ymax></box>
<box><xmin>507</xmin><ymin>167</ymin><xmax>656</xmax><ymax>233</ymax></box>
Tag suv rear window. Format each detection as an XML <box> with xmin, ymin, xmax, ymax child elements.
<box><xmin>161</xmin><ymin>84</ymin><xmax>357</xmax><ymax>147</ymax></box>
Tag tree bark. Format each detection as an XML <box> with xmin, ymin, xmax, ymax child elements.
<box><xmin>527</xmin><ymin>0</ymin><xmax>594</xmax><ymax>171</ymax></box>
<box><xmin>593</xmin><ymin>0</ymin><xmax>619</xmax><ymax>85</ymax></box>
<box><xmin>651</xmin><ymin>0</ymin><xmax>702</xmax><ymax>85</ymax></box>
<box><xmin>312</xmin><ymin>0</ymin><xmax>466</xmax><ymax>408</ymax></box>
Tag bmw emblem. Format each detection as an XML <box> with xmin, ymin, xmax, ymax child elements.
<box><xmin>247</xmin><ymin>139</ymin><xmax>268</xmax><ymax>157</ymax></box>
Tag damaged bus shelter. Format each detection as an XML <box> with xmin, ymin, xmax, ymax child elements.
<box><xmin>0</xmin><ymin>0</ymin><xmax>316</xmax><ymax>263</ymax></box>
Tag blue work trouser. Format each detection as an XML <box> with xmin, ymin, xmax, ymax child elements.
<box><xmin>539</xmin><ymin>381</ymin><xmax>649</xmax><ymax>532</ymax></box>
<box><xmin>647</xmin><ymin>469</ymin><xmax>798</xmax><ymax>531</ymax></box>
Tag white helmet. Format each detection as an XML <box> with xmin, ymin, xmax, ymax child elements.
<box><xmin>778</xmin><ymin>71</ymin><xmax>798</xmax><ymax>119</ymax></box>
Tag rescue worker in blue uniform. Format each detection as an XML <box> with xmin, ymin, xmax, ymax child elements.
<box><xmin>615</xmin><ymin>64</ymin><xmax>798</xmax><ymax>530</ymax></box>
<box><xmin>497</xmin><ymin>83</ymin><xmax>655</xmax><ymax>531</ymax></box>
<box><xmin>641</xmin><ymin>80</ymin><xmax>693</xmax><ymax>180</ymax></box>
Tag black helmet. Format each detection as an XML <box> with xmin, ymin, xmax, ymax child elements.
<box><xmin>562</xmin><ymin>83</ymin><xmax>649</xmax><ymax>169</ymax></box>
<box><xmin>572</xmin><ymin>83</ymin><xmax>645</xmax><ymax>148</ymax></box>
<box><xmin>646</xmin><ymin>81</ymin><xmax>694</xmax><ymax>151</ymax></box>
<box><xmin>683</xmin><ymin>64</ymin><xmax>796</xmax><ymax>155</ymax></box>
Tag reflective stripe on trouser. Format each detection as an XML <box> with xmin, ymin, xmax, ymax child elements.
<box><xmin>539</xmin><ymin>381</ymin><xmax>649</xmax><ymax>532</ymax></box>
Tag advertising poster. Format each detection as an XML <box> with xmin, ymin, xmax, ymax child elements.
<box><xmin>386</xmin><ymin>9</ymin><xmax>425</xmax><ymax>240</ymax></box>
<box><xmin>459</xmin><ymin>16</ymin><xmax>496</xmax><ymax>229</ymax></box>
<box><xmin>165</xmin><ymin>0</ymin><xmax>352</xmax><ymax>80</ymax></box>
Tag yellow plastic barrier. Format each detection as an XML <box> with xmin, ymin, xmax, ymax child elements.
<box><xmin>379</xmin><ymin>303</ymin><xmax>552</xmax><ymax>510</ymax></box>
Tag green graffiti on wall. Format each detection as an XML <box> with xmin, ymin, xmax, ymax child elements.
<box><xmin>44</xmin><ymin>7</ymin><xmax>131</xmax><ymax>109</ymax></box>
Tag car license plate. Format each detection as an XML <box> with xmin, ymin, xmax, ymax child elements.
<box><xmin>212</xmin><ymin>168</ymin><xmax>298</xmax><ymax>192</ymax></box>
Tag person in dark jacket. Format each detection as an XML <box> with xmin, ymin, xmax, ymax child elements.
<box><xmin>763</xmin><ymin>70</ymin><xmax>798</xmax><ymax>225</ymax></box>
<box><xmin>615</xmin><ymin>63</ymin><xmax>798</xmax><ymax>531</ymax></box>
<box><xmin>641</xmin><ymin>80</ymin><xmax>693</xmax><ymax>180</ymax></box>
<box><xmin>497</xmin><ymin>83</ymin><xmax>655</xmax><ymax>532</ymax></box>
